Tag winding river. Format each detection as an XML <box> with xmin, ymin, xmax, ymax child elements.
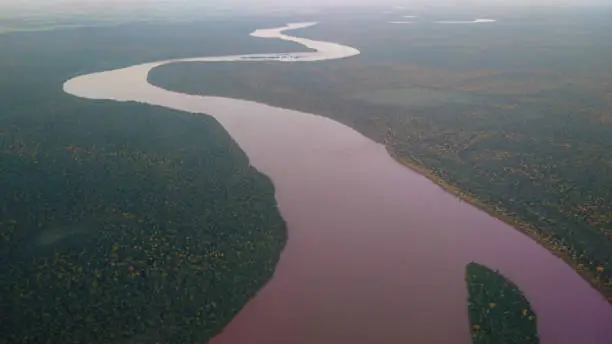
<box><xmin>64</xmin><ymin>22</ymin><xmax>612</xmax><ymax>344</ymax></box>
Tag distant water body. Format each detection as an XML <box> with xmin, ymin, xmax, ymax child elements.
<box><xmin>387</xmin><ymin>18</ymin><xmax>495</xmax><ymax>25</ymax></box>
<box><xmin>437</xmin><ymin>18</ymin><xmax>497</xmax><ymax>24</ymax></box>
<box><xmin>64</xmin><ymin>22</ymin><xmax>612</xmax><ymax>344</ymax></box>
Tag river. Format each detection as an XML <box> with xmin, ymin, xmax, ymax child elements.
<box><xmin>63</xmin><ymin>22</ymin><xmax>612</xmax><ymax>344</ymax></box>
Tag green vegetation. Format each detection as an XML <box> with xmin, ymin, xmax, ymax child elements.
<box><xmin>149</xmin><ymin>9</ymin><xmax>612</xmax><ymax>300</ymax></box>
<box><xmin>0</xmin><ymin>19</ymin><xmax>299</xmax><ymax>344</ymax></box>
<box><xmin>0</xmin><ymin>106</ymin><xmax>286</xmax><ymax>344</ymax></box>
<box><xmin>466</xmin><ymin>263</ymin><xmax>539</xmax><ymax>344</ymax></box>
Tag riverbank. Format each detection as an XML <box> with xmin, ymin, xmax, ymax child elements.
<box><xmin>147</xmin><ymin>16</ymin><xmax>612</xmax><ymax>307</ymax></box>
<box><xmin>386</xmin><ymin>146</ymin><xmax>612</xmax><ymax>304</ymax></box>
<box><xmin>146</xmin><ymin>38</ymin><xmax>612</xmax><ymax>306</ymax></box>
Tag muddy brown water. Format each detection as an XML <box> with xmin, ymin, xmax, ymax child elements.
<box><xmin>64</xmin><ymin>22</ymin><xmax>612</xmax><ymax>344</ymax></box>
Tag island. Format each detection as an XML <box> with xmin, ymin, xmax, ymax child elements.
<box><xmin>466</xmin><ymin>263</ymin><xmax>539</xmax><ymax>344</ymax></box>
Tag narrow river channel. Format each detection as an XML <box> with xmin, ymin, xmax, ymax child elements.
<box><xmin>64</xmin><ymin>22</ymin><xmax>612</xmax><ymax>344</ymax></box>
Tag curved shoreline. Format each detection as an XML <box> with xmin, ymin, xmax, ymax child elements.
<box><xmin>64</xmin><ymin>23</ymin><xmax>612</xmax><ymax>344</ymax></box>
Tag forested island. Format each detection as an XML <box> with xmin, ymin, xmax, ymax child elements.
<box><xmin>148</xmin><ymin>9</ymin><xmax>612</xmax><ymax>300</ymax></box>
<box><xmin>0</xmin><ymin>19</ymin><xmax>297</xmax><ymax>344</ymax></box>
<box><xmin>466</xmin><ymin>263</ymin><xmax>539</xmax><ymax>344</ymax></box>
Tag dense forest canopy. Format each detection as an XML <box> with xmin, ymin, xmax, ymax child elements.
<box><xmin>0</xmin><ymin>18</ymin><xmax>298</xmax><ymax>344</ymax></box>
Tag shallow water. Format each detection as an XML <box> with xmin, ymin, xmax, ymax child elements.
<box><xmin>64</xmin><ymin>22</ymin><xmax>612</xmax><ymax>344</ymax></box>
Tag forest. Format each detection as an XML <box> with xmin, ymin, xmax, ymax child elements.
<box><xmin>466</xmin><ymin>263</ymin><xmax>539</xmax><ymax>344</ymax></box>
<box><xmin>148</xmin><ymin>9</ymin><xmax>612</xmax><ymax>300</ymax></box>
<box><xmin>0</xmin><ymin>19</ymin><xmax>297</xmax><ymax>344</ymax></box>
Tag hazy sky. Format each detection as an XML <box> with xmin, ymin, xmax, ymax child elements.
<box><xmin>214</xmin><ymin>0</ymin><xmax>611</xmax><ymax>6</ymax></box>
<box><xmin>1</xmin><ymin>0</ymin><xmax>611</xmax><ymax>9</ymax></box>
<box><xmin>0</xmin><ymin>0</ymin><xmax>610</xmax><ymax>19</ymax></box>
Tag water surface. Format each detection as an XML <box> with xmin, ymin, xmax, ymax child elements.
<box><xmin>64</xmin><ymin>22</ymin><xmax>612</xmax><ymax>344</ymax></box>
